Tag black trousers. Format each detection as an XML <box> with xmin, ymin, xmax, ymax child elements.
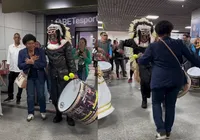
<box><xmin>50</xmin><ymin>76</ymin><xmax>72</xmax><ymax>118</ymax></box>
<box><xmin>110</xmin><ymin>58</ymin><xmax>114</xmax><ymax>71</ymax></box>
<box><xmin>115</xmin><ymin>59</ymin><xmax>126</xmax><ymax>77</ymax></box>
<box><xmin>139</xmin><ymin>65</ymin><xmax>151</xmax><ymax>101</ymax></box>
<box><xmin>8</xmin><ymin>71</ymin><xmax>23</xmax><ymax>99</ymax></box>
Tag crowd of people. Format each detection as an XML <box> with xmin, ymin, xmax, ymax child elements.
<box><xmin>2</xmin><ymin>23</ymin><xmax>92</xmax><ymax>126</ymax></box>
<box><xmin>1</xmin><ymin>19</ymin><xmax>200</xmax><ymax>139</ymax></box>
<box><xmin>97</xmin><ymin>20</ymin><xmax>200</xmax><ymax>139</ymax></box>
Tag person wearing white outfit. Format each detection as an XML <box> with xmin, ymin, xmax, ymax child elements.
<box><xmin>4</xmin><ymin>33</ymin><xmax>25</xmax><ymax>104</ymax></box>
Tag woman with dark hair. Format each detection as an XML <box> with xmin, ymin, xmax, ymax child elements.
<box><xmin>72</xmin><ymin>38</ymin><xmax>92</xmax><ymax>81</ymax></box>
<box><xmin>18</xmin><ymin>34</ymin><xmax>47</xmax><ymax>122</ymax></box>
<box><xmin>138</xmin><ymin>20</ymin><xmax>200</xmax><ymax>139</ymax></box>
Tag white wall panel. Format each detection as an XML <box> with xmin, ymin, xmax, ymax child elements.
<box><xmin>0</xmin><ymin>5</ymin><xmax>4</xmax><ymax>27</ymax></box>
<box><xmin>36</xmin><ymin>33</ymin><xmax>45</xmax><ymax>45</ymax></box>
<box><xmin>22</xmin><ymin>13</ymin><xmax>36</xmax><ymax>32</ymax></box>
<box><xmin>0</xmin><ymin>26</ymin><xmax>5</xmax><ymax>49</ymax></box>
<box><xmin>36</xmin><ymin>22</ymin><xmax>44</xmax><ymax>34</ymax></box>
<box><xmin>4</xmin><ymin>12</ymin><xmax>22</xmax><ymax>30</ymax></box>
<box><xmin>0</xmin><ymin>50</ymin><xmax>6</xmax><ymax>61</ymax></box>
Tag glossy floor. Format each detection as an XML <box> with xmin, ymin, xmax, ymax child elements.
<box><xmin>1</xmin><ymin>69</ymin><xmax>200</xmax><ymax>140</ymax></box>
<box><xmin>98</xmin><ymin>78</ymin><xmax>200</xmax><ymax>140</ymax></box>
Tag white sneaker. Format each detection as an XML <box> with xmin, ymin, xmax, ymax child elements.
<box><xmin>41</xmin><ymin>113</ymin><xmax>47</xmax><ymax>120</ymax></box>
<box><xmin>155</xmin><ymin>132</ymin><xmax>167</xmax><ymax>140</ymax></box>
<box><xmin>27</xmin><ymin>114</ymin><xmax>34</xmax><ymax>122</ymax></box>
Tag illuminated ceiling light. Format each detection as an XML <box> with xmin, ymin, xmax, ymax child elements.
<box><xmin>185</xmin><ymin>26</ymin><xmax>191</xmax><ymax>29</ymax></box>
<box><xmin>98</xmin><ymin>21</ymin><xmax>103</xmax><ymax>24</ymax></box>
<box><xmin>169</xmin><ymin>0</ymin><xmax>185</xmax><ymax>1</ymax></box>
<box><xmin>172</xmin><ymin>30</ymin><xmax>179</xmax><ymax>32</ymax></box>
<box><xmin>146</xmin><ymin>15</ymin><xmax>159</xmax><ymax>19</ymax></box>
<box><xmin>47</xmin><ymin>1</ymin><xmax>70</xmax><ymax>9</ymax></box>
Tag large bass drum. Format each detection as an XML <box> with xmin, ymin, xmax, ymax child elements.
<box><xmin>58</xmin><ymin>79</ymin><xmax>98</xmax><ymax>125</ymax></box>
<box><xmin>98</xmin><ymin>69</ymin><xmax>114</xmax><ymax>119</ymax></box>
<box><xmin>187</xmin><ymin>67</ymin><xmax>200</xmax><ymax>88</ymax></box>
<box><xmin>98</xmin><ymin>61</ymin><xmax>112</xmax><ymax>82</ymax></box>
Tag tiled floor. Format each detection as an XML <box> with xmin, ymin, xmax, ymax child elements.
<box><xmin>2</xmin><ymin>65</ymin><xmax>200</xmax><ymax>140</ymax></box>
<box><xmin>98</xmin><ymin>76</ymin><xmax>200</xmax><ymax>140</ymax></box>
<box><xmin>0</xmin><ymin>67</ymin><xmax>98</xmax><ymax>140</ymax></box>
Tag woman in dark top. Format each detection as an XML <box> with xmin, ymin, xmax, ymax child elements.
<box><xmin>113</xmin><ymin>40</ymin><xmax>126</xmax><ymax>79</ymax></box>
<box><xmin>138</xmin><ymin>21</ymin><xmax>200</xmax><ymax>139</ymax></box>
<box><xmin>18</xmin><ymin>34</ymin><xmax>47</xmax><ymax>122</ymax></box>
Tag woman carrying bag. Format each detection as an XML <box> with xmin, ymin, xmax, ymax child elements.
<box><xmin>18</xmin><ymin>34</ymin><xmax>47</xmax><ymax>122</ymax></box>
<box><xmin>138</xmin><ymin>20</ymin><xmax>200</xmax><ymax>139</ymax></box>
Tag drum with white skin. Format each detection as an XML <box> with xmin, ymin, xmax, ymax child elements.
<box><xmin>98</xmin><ymin>61</ymin><xmax>112</xmax><ymax>82</ymax></box>
<box><xmin>187</xmin><ymin>67</ymin><xmax>200</xmax><ymax>88</ymax></box>
<box><xmin>98</xmin><ymin>68</ymin><xmax>114</xmax><ymax>119</ymax></box>
<box><xmin>58</xmin><ymin>79</ymin><xmax>98</xmax><ymax>125</ymax></box>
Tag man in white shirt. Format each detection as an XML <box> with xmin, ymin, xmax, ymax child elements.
<box><xmin>4</xmin><ymin>33</ymin><xmax>25</xmax><ymax>104</ymax></box>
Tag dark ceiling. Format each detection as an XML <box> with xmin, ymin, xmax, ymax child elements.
<box><xmin>29</xmin><ymin>6</ymin><xmax>97</xmax><ymax>15</ymax></box>
<box><xmin>98</xmin><ymin>0</ymin><xmax>200</xmax><ymax>32</ymax></box>
<box><xmin>2</xmin><ymin>0</ymin><xmax>97</xmax><ymax>14</ymax></box>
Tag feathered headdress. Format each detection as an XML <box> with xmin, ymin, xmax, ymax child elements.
<box><xmin>65</xmin><ymin>26</ymin><xmax>72</xmax><ymax>44</ymax></box>
<box><xmin>129</xmin><ymin>18</ymin><xmax>154</xmax><ymax>38</ymax></box>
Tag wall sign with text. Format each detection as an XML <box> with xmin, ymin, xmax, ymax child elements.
<box><xmin>46</xmin><ymin>13</ymin><xmax>98</xmax><ymax>47</ymax></box>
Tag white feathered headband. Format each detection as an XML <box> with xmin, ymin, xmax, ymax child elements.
<box><xmin>129</xmin><ymin>18</ymin><xmax>154</xmax><ymax>38</ymax></box>
<box><xmin>47</xmin><ymin>23</ymin><xmax>72</xmax><ymax>44</ymax></box>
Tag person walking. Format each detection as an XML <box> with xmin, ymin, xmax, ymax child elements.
<box><xmin>138</xmin><ymin>20</ymin><xmax>200</xmax><ymax>139</ymax></box>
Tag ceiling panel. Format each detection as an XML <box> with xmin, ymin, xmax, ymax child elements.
<box><xmin>98</xmin><ymin>0</ymin><xmax>200</xmax><ymax>32</ymax></box>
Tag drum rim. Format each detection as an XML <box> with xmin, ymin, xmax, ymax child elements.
<box><xmin>187</xmin><ymin>67</ymin><xmax>200</xmax><ymax>78</ymax></box>
<box><xmin>98</xmin><ymin>61</ymin><xmax>112</xmax><ymax>71</ymax></box>
<box><xmin>58</xmin><ymin>79</ymin><xmax>81</xmax><ymax>112</ymax></box>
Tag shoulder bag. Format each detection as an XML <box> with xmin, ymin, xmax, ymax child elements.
<box><xmin>159</xmin><ymin>38</ymin><xmax>191</xmax><ymax>98</ymax></box>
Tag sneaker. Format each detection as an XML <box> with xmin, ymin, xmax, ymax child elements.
<box><xmin>27</xmin><ymin>114</ymin><xmax>34</xmax><ymax>122</ymax></box>
<box><xmin>128</xmin><ymin>79</ymin><xmax>132</xmax><ymax>83</ymax></box>
<box><xmin>41</xmin><ymin>113</ymin><xmax>47</xmax><ymax>120</ymax></box>
<box><xmin>155</xmin><ymin>132</ymin><xmax>166</xmax><ymax>140</ymax></box>
<box><xmin>4</xmin><ymin>97</ymin><xmax>14</xmax><ymax>102</ymax></box>
<box><xmin>166</xmin><ymin>132</ymin><xmax>171</xmax><ymax>139</ymax></box>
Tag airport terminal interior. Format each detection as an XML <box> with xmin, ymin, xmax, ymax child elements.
<box><xmin>1</xmin><ymin>0</ymin><xmax>200</xmax><ymax>140</ymax></box>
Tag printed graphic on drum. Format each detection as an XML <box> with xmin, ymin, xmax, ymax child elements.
<box><xmin>98</xmin><ymin>61</ymin><xmax>112</xmax><ymax>72</ymax></box>
<box><xmin>58</xmin><ymin>79</ymin><xmax>98</xmax><ymax>125</ymax></box>
<box><xmin>187</xmin><ymin>67</ymin><xmax>200</xmax><ymax>88</ymax></box>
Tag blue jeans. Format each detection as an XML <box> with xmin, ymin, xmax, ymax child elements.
<box><xmin>27</xmin><ymin>78</ymin><xmax>46</xmax><ymax>114</ymax></box>
<box><xmin>152</xmin><ymin>87</ymin><xmax>181</xmax><ymax>133</ymax></box>
<box><xmin>77</xmin><ymin>68</ymin><xmax>87</xmax><ymax>81</ymax></box>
